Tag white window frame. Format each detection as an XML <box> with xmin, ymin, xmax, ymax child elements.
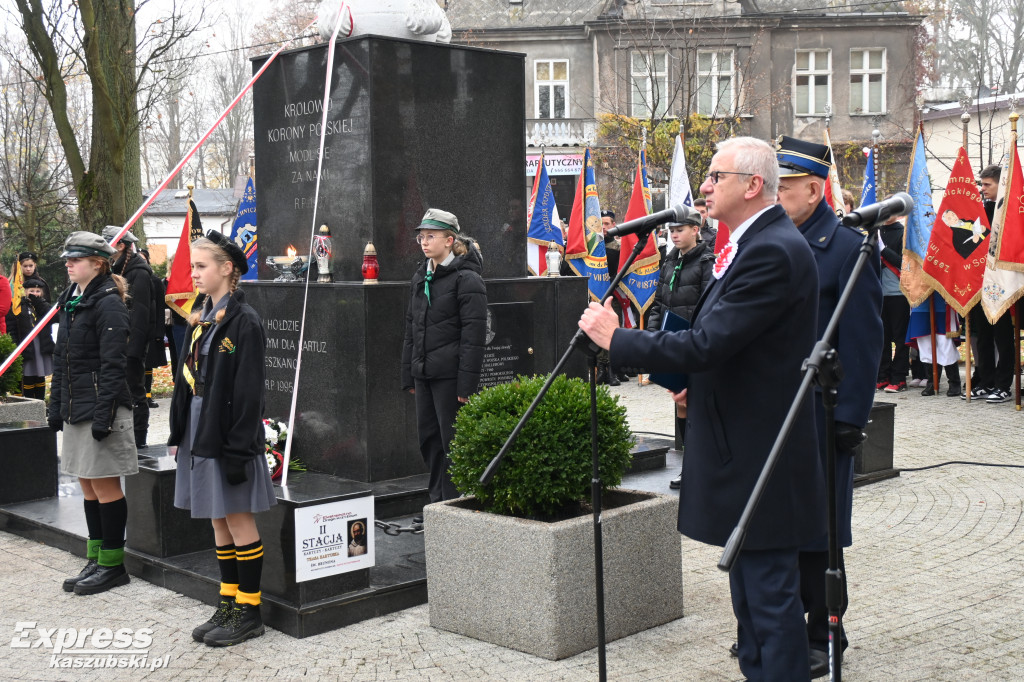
<box><xmin>794</xmin><ymin>49</ymin><xmax>831</xmax><ymax>116</ymax></box>
<box><xmin>631</xmin><ymin>51</ymin><xmax>670</xmax><ymax>118</ymax></box>
<box><xmin>534</xmin><ymin>59</ymin><xmax>569</xmax><ymax>119</ymax></box>
<box><xmin>849</xmin><ymin>48</ymin><xmax>886</xmax><ymax>115</ymax></box>
<box><xmin>696</xmin><ymin>49</ymin><xmax>735</xmax><ymax>117</ymax></box>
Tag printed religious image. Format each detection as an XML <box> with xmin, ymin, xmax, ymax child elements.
<box><xmin>347</xmin><ymin>519</ymin><xmax>368</xmax><ymax>557</ymax></box>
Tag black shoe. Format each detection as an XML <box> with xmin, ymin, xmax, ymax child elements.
<box><xmin>192</xmin><ymin>598</ymin><xmax>235</xmax><ymax>642</ymax></box>
<box><xmin>607</xmin><ymin>374</ymin><xmax>620</xmax><ymax>387</ymax></box>
<box><xmin>962</xmin><ymin>386</ymin><xmax>991</xmax><ymax>400</ymax></box>
<box><xmin>921</xmin><ymin>384</ymin><xmax>936</xmax><ymax>396</ymax></box>
<box><xmin>616</xmin><ymin>372</ymin><xmax>629</xmax><ymax>382</ymax></box>
<box><xmin>203</xmin><ymin>602</ymin><xmax>265</xmax><ymax>646</ymax></box>
<box><xmin>412</xmin><ymin>515</ymin><xmax>424</xmax><ymax>525</ymax></box>
<box><xmin>147</xmin><ymin>398</ymin><xmax>159</xmax><ymax>408</ymax></box>
<box><xmin>73</xmin><ymin>564</ymin><xmax>129</xmax><ymax>595</ymax></box>
<box><xmin>669</xmin><ymin>474</ymin><xmax>682</xmax><ymax>490</ymax></box>
<box><xmin>62</xmin><ymin>559</ymin><xmax>98</xmax><ymax>592</ymax></box>
<box><xmin>986</xmin><ymin>389</ymin><xmax>1011</xmax><ymax>403</ymax></box>
<box><xmin>809</xmin><ymin>648</ymin><xmax>830</xmax><ymax>679</ymax></box>
<box><xmin>946</xmin><ymin>383</ymin><xmax>961</xmax><ymax>397</ymax></box>
<box><xmin>729</xmin><ymin>641</ymin><xmax>738</xmax><ymax>657</ymax></box>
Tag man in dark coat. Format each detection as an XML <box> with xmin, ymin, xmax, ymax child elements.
<box><xmin>103</xmin><ymin>226</ymin><xmax>153</xmax><ymax>449</ymax></box>
<box><xmin>581</xmin><ymin>137</ymin><xmax>825</xmax><ymax>681</ymax></box>
<box><xmin>776</xmin><ymin>136</ymin><xmax>884</xmax><ymax>665</ymax></box>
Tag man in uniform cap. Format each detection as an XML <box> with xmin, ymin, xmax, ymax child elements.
<box><xmin>775</xmin><ymin>135</ymin><xmax>883</xmax><ymax>673</ymax></box>
<box><xmin>102</xmin><ymin>226</ymin><xmax>155</xmax><ymax>450</ymax></box>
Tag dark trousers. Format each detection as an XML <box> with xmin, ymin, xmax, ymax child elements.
<box><xmin>730</xmin><ymin>547</ymin><xmax>810</xmax><ymax>682</ymax></box>
<box><xmin>414</xmin><ymin>378</ymin><xmax>461</xmax><ymax>503</ymax></box>
<box><xmin>970</xmin><ymin>307</ymin><xmax>1014</xmax><ymax>391</ymax></box>
<box><xmin>22</xmin><ymin>376</ymin><xmax>46</xmax><ymax>400</ymax></box>
<box><xmin>171</xmin><ymin>325</ymin><xmax>187</xmax><ymax>380</ymax></box>
<box><xmin>126</xmin><ymin>356</ymin><xmax>149</xmax><ymax>446</ymax></box>
<box><xmin>878</xmin><ymin>295</ymin><xmax>910</xmax><ymax>384</ymax></box>
<box><xmin>799</xmin><ymin>549</ymin><xmax>849</xmax><ymax>654</ymax></box>
<box><xmin>674</xmin><ymin>415</ymin><xmax>686</xmax><ymax>452</ymax></box>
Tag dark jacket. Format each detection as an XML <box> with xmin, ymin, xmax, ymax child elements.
<box><xmin>167</xmin><ymin>290</ymin><xmax>266</xmax><ymax>466</ymax></box>
<box><xmin>604</xmin><ymin>235</ymin><xmax>621</xmax><ymax>275</ymax></box>
<box><xmin>112</xmin><ymin>251</ymin><xmax>153</xmax><ymax>360</ymax></box>
<box><xmin>47</xmin><ymin>275</ymin><xmax>132</xmax><ymax>429</ymax></box>
<box><xmin>879</xmin><ymin>221</ymin><xmax>904</xmax><ymax>276</ymax></box>
<box><xmin>145</xmin><ymin>274</ymin><xmax>168</xmax><ymax>368</ymax></box>
<box><xmin>402</xmin><ymin>243</ymin><xmax>488</xmax><ymax>398</ymax></box>
<box><xmin>6</xmin><ymin>294</ymin><xmax>56</xmax><ymax>364</ymax></box>
<box><xmin>647</xmin><ymin>240</ymin><xmax>715</xmax><ymax>329</ymax></box>
<box><xmin>610</xmin><ymin>205</ymin><xmax>826</xmax><ymax>551</ymax></box>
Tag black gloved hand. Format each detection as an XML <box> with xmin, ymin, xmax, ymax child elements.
<box><xmin>48</xmin><ymin>418</ymin><xmax>63</xmax><ymax>432</ymax></box>
<box><xmin>91</xmin><ymin>427</ymin><xmax>110</xmax><ymax>442</ymax></box>
<box><xmin>223</xmin><ymin>458</ymin><xmax>248</xmax><ymax>486</ymax></box>
<box><xmin>835</xmin><ymin>422</ymin><xmax>866</xmax><ymax>452</ymax></box>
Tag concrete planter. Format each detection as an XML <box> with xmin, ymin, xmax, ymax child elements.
<box><xmin>0</xmin><ymin>396</ymin><xmax>46</xmax><ymax>423</ymax></box>
<box><xmin>424</xmin><ymin>488</ymin><xmax>683</xmax><ymax>660</ymax></box>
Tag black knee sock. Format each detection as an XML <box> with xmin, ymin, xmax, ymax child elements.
<box><xmin>83</xmin><ymin>499</ymin><xmax>103</xmax><ymax>560</ymax></box>
<box><xmin>98</xmin><ymin>497</ymin><xmax>128</xmax><ymax>567</ymax></box>
<box><xmin>216</xmin><ymin>543</ymin><xmax>239</xmax><ymax>598</ymax></box>
<box><xmin>234</xmin><ymin>540</ymin><xmax>264</xmax><ymax>606</ymax></box>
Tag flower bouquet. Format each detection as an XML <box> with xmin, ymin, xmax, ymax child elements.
<box><xmin>263</xmin><ymin>418</ymin><xmax>306</xmax><ymax>481</ymax></box>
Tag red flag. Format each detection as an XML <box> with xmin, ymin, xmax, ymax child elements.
<box><xmin>992</xmin><ymin>142</ymin><xmax>1024</xmax><ymax>269</ymax></box>
<box><xmin>618</xmin><ymin>161</ymin><xmax>658</xmax><ymax>273</ymax></box>
<box><xmin>165</xmin><ymin>203</ymin><xmax>199</xmax><ymax>318</ymax></box>
<box><xmin>823</xmin><ymin>129</ymin><xmax>846</xmax><ymax>217</ymax></box>
<box><xmin>921</xmin><ymin>147</ymin><xmax>990</xmax><ymax>315</ymax></box>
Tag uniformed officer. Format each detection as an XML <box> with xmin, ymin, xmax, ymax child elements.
<box><xmin>775</xmin><ymin>135</ymin><xmax>884</xmax><ymax>670</ymax></box>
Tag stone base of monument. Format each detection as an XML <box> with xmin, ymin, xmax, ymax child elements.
<box><xmin>424</xmin><ymin>489</ymin><xmax>683</xmax><ymax>660</ymax></box>
<box><xmin>854</xmin><ymin>401</ymin><xmax>900</xmax><ymax>487</ymax></box>
<box><xmin>125</xmin><ymin>451</ymin><xmax>214</xmax><ymax>557</ymax></box>
<box><xmin>0</xmin><ymin>421</ymin><xmax>57</xmax><ymax>505</ymax></box>
<box><xmin>0</xmin><ymin>396</ymin><xmax>47</xmax><ymax>423</ymax></box>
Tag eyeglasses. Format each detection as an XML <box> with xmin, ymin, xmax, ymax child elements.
<box><xmin>416</xmin><ymin>233</ymin><xmax>441</xmax><ymax>245</ymax></box>
<box><xmin>706</xmin><ymin>170</ymin><xmax>755</xmax><ymax>184</ymax></box>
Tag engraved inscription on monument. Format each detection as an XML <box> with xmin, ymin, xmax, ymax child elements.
<box><xmin>479</xmin><ymin>303</ymin><xmax>535</xmax><ymax>388</ymax></box>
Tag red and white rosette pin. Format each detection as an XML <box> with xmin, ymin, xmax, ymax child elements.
<box><xmin>713</xmin><ymin>241</ymin><xmax>737</xmax><ymax>279</ymax></box>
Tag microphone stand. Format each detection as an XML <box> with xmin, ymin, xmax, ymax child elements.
<box><xmin>480</xmin><ymin>228</ymin><xmax>657</xmax><ymax>682</ymax></box>
<box><xmin>718</xmin><ymin>220</ymin><xmax>883</xmax><ymax>682</ymax></box>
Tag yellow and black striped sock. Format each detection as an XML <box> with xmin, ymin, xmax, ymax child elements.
<box><xmin>235</xmin><ymin>540</ymin><xmax>264</xmax><ymax>605</ymax></box>
<box><xmin>216</xmin><ymin>544</ymin><xmax>238</xmax><ymax>598</ymax></box>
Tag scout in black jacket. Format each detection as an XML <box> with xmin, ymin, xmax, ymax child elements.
<box><xmin>5</xmin><ymin>276</ymin><xmax>55</xmax><ymax>399</ymax></box>
<box><xmin>48</xmin><ymin>232</ymin><xmax>136</xmax><ymax>597</ymax></box>
<box><xmin>402</xmin><ymin>209</ymin><xmax>487</xmax><ymax>508</ymax></box>
<box><xmin>168</xmin><ymin>231</ymin><xmax>273</xmax><ymax>647</ymax></box>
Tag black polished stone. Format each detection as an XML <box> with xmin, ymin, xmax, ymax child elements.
<box><xmin>0</xmin><ymin>421</ymin><xmax>57</xmax><ymax>505</ymax></box>
<box><xmin>251</xmin><ymin>36</ymin><xmax>527</xmax><ymax>282</ymax></box>
<box><xmin>124</xmin><ymin>453</ymin><xmax>214</xmax><ymax>557</ymax></box>
<box><xmin>854</xmin><ymin>401</ymin><xmax>900</xmax><ymax>486</ymax></box>
<box><xmin>242</xmin><ymin>276</ymin><xmax>588</xmax><ymax>481</ymax></box>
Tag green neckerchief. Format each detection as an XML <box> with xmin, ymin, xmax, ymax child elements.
<box><xmin>64</xmin><ymin>289</ymin><xmax>85</xmax><ymax>315</ymax></box>
<box><xmin>668</xmin><ymin>261</ymin><xmax>684</xmax><ymax>291</ymax></box>
<box><xmin>423</xmin><ymin>270</ymin><xmax>433</xmax><ymax>305</ymax></box>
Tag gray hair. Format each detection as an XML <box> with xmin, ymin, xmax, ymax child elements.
<box><xmin>716</xmin><ymin>137</ymin><xmax>779</xmax><ymax>198</ymax></box>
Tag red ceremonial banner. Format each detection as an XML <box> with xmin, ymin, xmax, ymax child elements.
<box><xmin>993</xmin><ymin>142</ymin><xmax>1024</xmax><ymax>270</ymax></box>
<box><xmin>922</xmin><ymin>147</ymin><xmax>990</xmax><ymax>315</ymax></box>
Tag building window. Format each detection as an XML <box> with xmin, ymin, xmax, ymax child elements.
<box><xmin>631</xmin><ymin>51</ymin><xmax>669</xmax><ymax>118</ymax></box>
<box><xmin>850</xmin><ymin>48</ymin><xmax>886</xmax><ymax>114</ymax></box>
<box><xmin>535</xmin><ymin>60</ymin><xmax>569</xmax><ymax>119</ymax></box>
<box><xmin>696</xmin><ymin>50</ymin><xmax>734</xmax><ymax>116</ymax></box>
<box><xmin>795</xmin><ymin>49</ymin><xmax>830</xmax><ymax>116</ymax></box>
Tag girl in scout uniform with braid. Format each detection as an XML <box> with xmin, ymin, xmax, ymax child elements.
<box><xmin>402</xmin><ymin>209</ymin><xmax>487</xmax><ymax>513</ymax></box>
<box><xmin>168</xmin><ymin>230</ymin><xmax>274</xmax><ymax>647</ymax></box>
<box><xmin>48</xmin><ymin>232</ymin><xmax>136</xmax><ymax>596</ymax></box>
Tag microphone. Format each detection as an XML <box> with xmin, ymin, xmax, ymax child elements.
<box><xmin>606</xmin><ymin>204</ymin><xmax>693</xmax><ymax>238</ymax></box>
<box><xmin>842</xmin><ymin>192</ymin><xmax>914</xmax><ymax>228</ymax></box>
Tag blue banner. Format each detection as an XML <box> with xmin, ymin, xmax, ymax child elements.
<box><xmin>565</xmin><ymin>148</ymin><xmax>610</xmax><ymax>300</ymax></box>
<box><xmin>231</xmin><ymin>177</ymin><xmax>259</xmax><ymax>280</ymax></box>
<box><xmin>860</xmin><ymin>148</ymin><xmax>876</xmax><ymax>208</ymax></box>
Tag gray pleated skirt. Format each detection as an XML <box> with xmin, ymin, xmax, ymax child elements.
<box><xmin>173</xmin><ymin>401</ymin><xmax>277</xmax><ymax>519</ymax></box>
<box><xmin>59</xmin><ymin>406</ymin><xmax>139</xmax><ymax>479</ymax></box>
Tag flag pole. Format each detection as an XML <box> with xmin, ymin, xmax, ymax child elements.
<box><xmin>918</xmin><ymin>119</ymin><xmax>940</xmax><ymax>394</ymax></box>
<box><xmin>248</xmin><ymin>152</ymin><xmax>255</xmax><ymax>179</ymax></box>
<box><xmin>961</xmin><ymin>110</ymin><xmax>974</xmax><ymax>402</ymax></box>
<box><xmin>1014</xmin><ymin>307</ymin><xmax>1021</xmax><ymax>410</ymax></box>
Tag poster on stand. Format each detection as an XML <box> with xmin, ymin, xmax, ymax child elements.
<box><xmin>294</xmin><ymin>496</ymin><xmax>375</xmax><ymax>582</ymax></box>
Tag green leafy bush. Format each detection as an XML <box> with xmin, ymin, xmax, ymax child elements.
<box><xmin>0</xmin><ymin>334</ymin><xmax>24</xmax><ymax>400</ymax></box>
<box><xmin>448</xmin><ymin>374</ymin><xmax>635</xmax><ymax>518</ymax></box>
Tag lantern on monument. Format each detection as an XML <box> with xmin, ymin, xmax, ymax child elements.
<box><xmin>313</xmin><ymin>224</ymin><xmax>334</xmax><ymax>283</ymax></box>
<box><xmin>545</xmin><ymin>241</ymin><xmax>562</xmax><ymax>276</ymax></box>
<box><xmin>266</xmin><ymin>245</ymin><xmax>310</xmax><ymax>282</ymax></box>
<box><xmin>362</xmin><ymin>241</ymin><xmax>379</xmax><ymax>284</ymax></box>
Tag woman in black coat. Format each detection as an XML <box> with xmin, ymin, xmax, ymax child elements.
<box><xmin>402</xmin><ymin>209</ymin><xmax>487</xmax><ymax>510</ymax></box>
<box><xmin>646</xmin><ymin>212</ymin><xmax>714</xmax><ymax>490</ymax></box>
<box><xmin>5</xmin><ymin>276</ymin><xmax>55</xmax><ymax>399</ymax></box>
<box><xmin>48</xmin><ymin>232</ymin><xmax>136</xmax><ymax>596</ymax></box>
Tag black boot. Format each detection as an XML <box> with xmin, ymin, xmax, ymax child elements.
<box><xmin>945</xmin><ymin>364</ymin><xmax>961</xmax><ymax>397</ymax></box>
<box><xmin>192</xmin><ymin>597</ymin><xmax>235</xmax><ymax>642</ymax></box>
<box><xmin>73</xmin><ymin>564</ymin><xmax>129</xmax><ymax>595</ymax></box>
<box><xmin>203</xmin><ymin>602</ymin><xmax>265</xmax><ymax>646</ymax></box>
<box><xmin>62</xmin><ymin>560</ymin><xmax>99</xmax><ymax>592</ymax></box>
<box><xmin>607</xmin><ymin>371</ymin><xmax>620</xmax><ymax>387</ymax></box>
<box><xmin>921</xmin><ymin>381</ymin><xmax>936</xmax><ymax>396</ymax></box>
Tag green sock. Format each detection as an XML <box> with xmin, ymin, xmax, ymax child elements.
<box><xmin>97</xmin><ymin>547</ymin><xmax>124</xmax><ymax>567</ymax></box>
<box><xmin>86</xmin><ymin>539</ymin><xmax>102</xmax><ymax>560</ymax></box>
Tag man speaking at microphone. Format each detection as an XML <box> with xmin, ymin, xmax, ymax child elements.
<box><xmin>581</xmin><ymin>137</ymin><xmax>825</xmax><ymax>681</ymax></box>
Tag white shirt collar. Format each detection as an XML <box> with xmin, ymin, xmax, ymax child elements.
<box><xmin>427</xmin><ymin>251</ymin><xmax>456</xmax><ymax>273</ymax></box>
<box><xmin>728</xmin><ymin>204</ymin><xmax>775</xmax><ymax>244</ymax></box>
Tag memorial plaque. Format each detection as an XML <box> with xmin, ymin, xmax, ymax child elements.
<box><xmin>252</xmin><ymin>37</ymin><xmax>527</xmax><ymax>282</ymax></box>
<box><xmin>479</xmin><ymin>303</ymin><xmax>535</xmax><ymax>388</ymax></box>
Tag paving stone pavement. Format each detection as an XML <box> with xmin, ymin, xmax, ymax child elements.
<box><xmin>3</xmin><ymin>378</ymin><xmax>1024</xmax><ymax>680</ymax></box>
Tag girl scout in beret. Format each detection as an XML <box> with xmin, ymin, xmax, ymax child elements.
<box><xmin>168</xmin><ymin>230</ymin><xmax>274</xmax><ymax>647</ymax></box>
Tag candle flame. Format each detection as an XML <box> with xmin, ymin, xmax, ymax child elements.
<box><xmin>286</xmin><ymin>245</ymin><xmax>297</xmax><ymax>258</ymax></box>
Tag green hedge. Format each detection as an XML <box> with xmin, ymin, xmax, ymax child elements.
<box><xmin>448</xmin><ymin>374</ymin><xmax>634</xmax><ymax>518</ymax></box>
<box><xmin>0</xmin><ymin>334</ymin><xmax>24</xmax><ymax>399</ymax></box>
